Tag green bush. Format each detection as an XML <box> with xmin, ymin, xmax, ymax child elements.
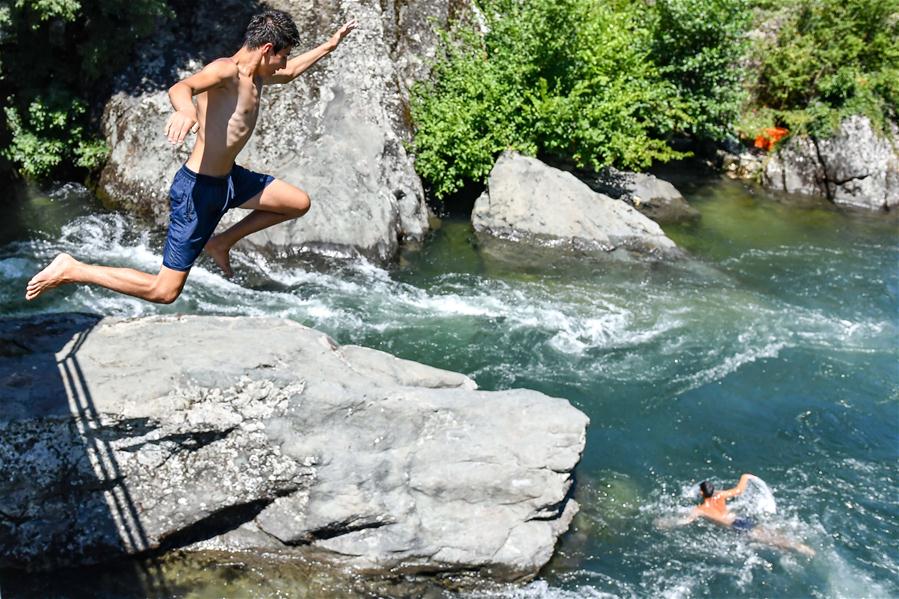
<box><xmin>648</xmin><ymin>0</ymin><xmax>752</xmax><ymax>141</ymax></box>
<box><xmin>740</xmin><ymin>0</ymin><xmax>899</xmax><ymax>138</ymax></box>
<box><xmin>410</xmin><ymin>0</ymin><xmax>692</xmax><ymax>200</ymax></box>
<box><xmin>3</xmin><ymin>91</ymin><xmax>108</xmax><ymax>178</ymax></box>
<box><xmin>1</xmin><ymin>0</ymin><xmax>171</xmax><ymax>180</ymax></box>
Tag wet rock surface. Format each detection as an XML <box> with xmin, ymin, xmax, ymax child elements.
<box><xmin>472</xmin><ymin>152</ymin><xmax>680</xmax><ymax>257</ymax></box>
<box><xmin>0</xmin><ymin>313</ymin><xmax>588</xmax><ymax>582</ymax></box>
<box><xmin>99</xmin><ymin>0</ymin><xmax>466</xmax><ymax>261</ymax></box>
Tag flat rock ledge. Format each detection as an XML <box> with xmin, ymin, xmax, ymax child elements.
<box><xmin>473</xmin><ymin>152</ymin><xmax>680</xmax><ymax>257</ymax></box>
<box><xmin>0</xmin><ymin>313</ymin><xmax>588</xmax><ymax>583</ymax></box>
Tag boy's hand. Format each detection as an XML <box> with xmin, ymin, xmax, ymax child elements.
<box><xmin>328</xmin><ymin>18</ymin><xmax>358</xmax><ymax>49</ymax></box>
<box><xmin>165</xmin><ymin>108</ymin><xmax>199</xmax><ymax>144</ymax></box>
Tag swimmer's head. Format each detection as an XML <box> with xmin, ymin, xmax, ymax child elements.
<box><xmin>244</xmin><ymin>10</ymin><xmax>301</xmax><ymax>54</ymax></box>
<box><xmin>699</xmin><ymin>481</ymin><xmax>715</xmax><ymax>498</ymax></box>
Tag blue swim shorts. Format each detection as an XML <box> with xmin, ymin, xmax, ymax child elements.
<box><xmin>162</xmin><ymin>164</ymin><xmax>275</xmax><ymax>271</ymax></box>
<box><xmin>732</xmin><ymin>517</ymin><xmax>756</xmax><ymax>533</ymax></box>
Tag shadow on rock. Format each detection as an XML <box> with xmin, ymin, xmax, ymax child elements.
<box><xmin>0</xmin><ymin>312</ymin><xmax>171</xmax><ymax>597</ymax></box>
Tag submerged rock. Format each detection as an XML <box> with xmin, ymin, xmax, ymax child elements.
<box><xmin>763</xmin><ymin>116</ymin><xmax>899</xmax><ymax>211</ymax></box>
<box><xmin>98</xmin><ymin>0</ymin><xmax>466</xmax><ymax>261</ymax></box>
<box><xmin>472</xmin><ymin>152</ymin><xmax>680</xmax><ymax>257</ymax></box>
<box><xmin>0</xmin><ymin>313</ymin><xmax>588</xmax><ymax>582</ymax></box>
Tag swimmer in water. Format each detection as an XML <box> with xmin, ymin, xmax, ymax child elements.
<box><xmin>662</xmin><ymin>473</ymin><xmax>815</xmax><ymax>557</ymax></box>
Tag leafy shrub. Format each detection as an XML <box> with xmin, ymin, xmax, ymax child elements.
<box><xmin>410</xmin><ymin>0</ymin><xmax>692</xmax><ymax>200</ymax></box>
<box><xmin>3</xmin><ymin>92</ymin><xmax>109</xmax><ymax>178</ymax></box>
<box><xmin>1</xmin><ymin>0</ymin><xmax>171</xmax><ymax>180</ymax></box>
<box><xmin>648</xmin><ymin>0</ymin><xmax>752</xmax><ymax>141</ymax></box>
<box><xmin>740</xmin><ymin>0</ymin><xmax>899</xmax><ymax>139</ymax></box>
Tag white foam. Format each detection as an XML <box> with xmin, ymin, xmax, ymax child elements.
<box><xmin>0</xmin><ymin>257</ymin><xmax>31</xmax><ymax>279</ymax></box>
<box><xmin>658</xmin><ymin>578</ymin><xmax>696</xmax><ymax>599</ymax></box>
<box><xmin>463</xmin><ymin>580</ymin><xmax>621</xmax><ymax>599</ymax></box>
<box><xmin>730</xmin><ymin>475</ymin><xmax>778</xmax><ymax>516</ymax></box>
<box><xmin>674</xmin><ymin>340</ymin><xmax>787</xmax><ymax>390</ymax></box>
<box><xmin>2</xmin><ymin>210</ymin><xmax>894</xmax><ymax>400</ymax></box>
<box><xmin>822</xmin><ymin>547</ymin><xmax>892</xmax><ymax>598</ymax></box>
<box><xmin>400</xmin><ymin>291</ymin><xmax>503</xmax><ymax>317</ymax></box>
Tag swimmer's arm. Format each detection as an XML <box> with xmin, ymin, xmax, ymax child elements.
<box><xmin>657</xmin><ymin>508</ymin><xmax>701</xmax><ymax>529</ymax></box>
<box><xmin>165</xmin><ymin>60</ymin><xmax>238</xmax><ymax>143</ymax></box>
<box><xmin>720</xmin><ymin>473</ymin><xmax>753</xmax><ymax>500</ymax></box>
<box><xmin>677</xmin><ymin>508</ymin><xmax>701</xmax><ymax>526</ymax></box>
<box><xmin>262</xmin><ymin>19</ymin><xmax>359</xmax><ymax>85</ymax></box>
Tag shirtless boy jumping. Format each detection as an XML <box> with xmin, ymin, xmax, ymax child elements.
<box><xmin>26</xmin><ymin>10</ymin><xmax>357</xmax><ymax>303</ymax></box>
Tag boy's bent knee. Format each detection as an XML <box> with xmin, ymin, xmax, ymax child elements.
<box><xmin>149</xmin><ymin>279</ymin><xmax>184</xmax><ymax>304</ymax></box>
<box><xmin>151</xmin><ymin>288</ymin><xmax>181</xmax><ymax>304</ymax></box>
<box><xmin>294</xmin><ymin>191</ymin><xmax>311</xmax><ymax>217</ymax></box>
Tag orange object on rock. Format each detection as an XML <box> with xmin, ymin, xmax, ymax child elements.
<box><xmin>754</xmin><ymin>127</ymin><xmax>789</xmax><ymax>151</ymax></box>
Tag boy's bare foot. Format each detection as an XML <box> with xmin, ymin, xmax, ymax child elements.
<box><xmin>204</xmin><ymin>236</ymin><xmax>234</xmax><ymax>277</ymax></box>
<box><xmin>25</xmin><ymin>253</ymin><xmax>77</xmax><ymax>301</ymax></box>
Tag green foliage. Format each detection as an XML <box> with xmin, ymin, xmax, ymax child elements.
<box><xmin>1</xmin><ymin>0</ymin><xmax>171</xmax><ymax>180</ymax></box>
<box><xmin>740</xmin><ymin>0</ymin><xmax>899</xmax><ymax>139</ymax></box>
<box><xmin>648</xmin><ymin>0</ymin><xmax>752</xmax><ymax>140</ymax></box>
<box><xmin>2</xmin><ymin>95</ymin><xmax>109</xmax><ymax>178</ymax></box>
<box><xmin>74</xmin><ymin>138</ymin><xmax>109</xmax><ymax>170</ymax></box>
<box><xmin>14</xmin><ymin>0</ymin><xmax>82</xmax><ymax>23</ymax></box>
<box><xmin>4</xmin><ymin>105</ymin><xmax>67</xmax><ymax>178</ymax></box>
<box><xmin>410</xmin><ymin>0</ymin><xmax>693</xmax><ymax>200</ymax></box>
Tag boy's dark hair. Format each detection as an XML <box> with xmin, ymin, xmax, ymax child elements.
<box><xmin>699</xmin><ymin>481</ymin><xmax>715</xmax><ymax>498</ymax></box>
<box><xmin>244</xmin><ymin>10</ymin><xmax>300</xmax><ymax>53</ymax></box>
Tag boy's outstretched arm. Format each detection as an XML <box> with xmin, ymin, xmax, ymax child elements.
<box><xmin>721</xmin><ymin>473</ymin><xmax>753</xmax><ymax>499</ymax></box>
<box><xmin>264</xmin><ymin>18</ymin><xmax>358</xmax><ymax>85</ymax></box>
<box><xmin>165</xmin><ymin>59</ymin><xmax>239</xmax><ymax>144</ymax></box>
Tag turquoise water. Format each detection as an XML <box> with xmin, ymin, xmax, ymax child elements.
<box><xmin>1</xmin><ymin>177</ymin><xmax>897</xmax><ymax>598</ymax></box>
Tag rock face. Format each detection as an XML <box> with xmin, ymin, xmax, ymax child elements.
<box><xmin>99</xmin><ymin>0</ymin><xmax>464</xmax><ymax>261</ymax></box>
<box><xmin>576</xmin><ymin>167</ymin><xmax>699</xmax><ymax>223</ymax></box>
<box><xmin>763</xmin><ymin>116</ymin><xmax>899</xmax><ymax>211</ymax></box>
<box><xmin>0</xmin><ymin>313</ymin><xmax>588</xmax><ymax>581</ymax></box>
<box><xmin>472</xmin><ymin>152</ymin><xmax>679</xmax><ymax>256</ymax></box>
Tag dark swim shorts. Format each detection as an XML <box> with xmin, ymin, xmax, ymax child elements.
<box><xmin>732</xmin><ymin>517</ymin><xmax>756</xmax><ymax>533</ymax></box>
<box><xmin>162</xmin><ymin>164</ymin><xmax>275</xmax><ymax>271</ymax></box>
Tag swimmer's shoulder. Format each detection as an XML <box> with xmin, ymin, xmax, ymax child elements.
<box><xmin>698</xmin><ymin>501</ymin><xmax>726</xmax><ymax>518</ymax></box>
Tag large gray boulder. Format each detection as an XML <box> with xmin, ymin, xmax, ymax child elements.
<box><xmin>472</xmin><ymin>152</ymin><xmax>679</xmax><ymax>256</ymax></box>
<box><xmin>763</xmin><ymin>116</ymin><xmax>899</xmax><ymax>211</ymax></box>
<box><xmin>99</xmin><ymin>0</ymin><xmax>463</xmax><ymax>261</ymax></box>
<box><xmin>0</xmin><ymin>313</ymin><xmax>588</xmax><ymax>582</ymax></box>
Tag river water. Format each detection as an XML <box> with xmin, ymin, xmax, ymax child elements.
<box><xmin>0</xmin><ymin>176</ymin><xmax>896</xmax><ymax>598</ymax></box>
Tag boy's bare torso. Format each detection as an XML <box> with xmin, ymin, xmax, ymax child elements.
<box><xmin>186</xmin><ymin>58</ymin><xmax>262</xmax><ymax>176</ymax></box>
